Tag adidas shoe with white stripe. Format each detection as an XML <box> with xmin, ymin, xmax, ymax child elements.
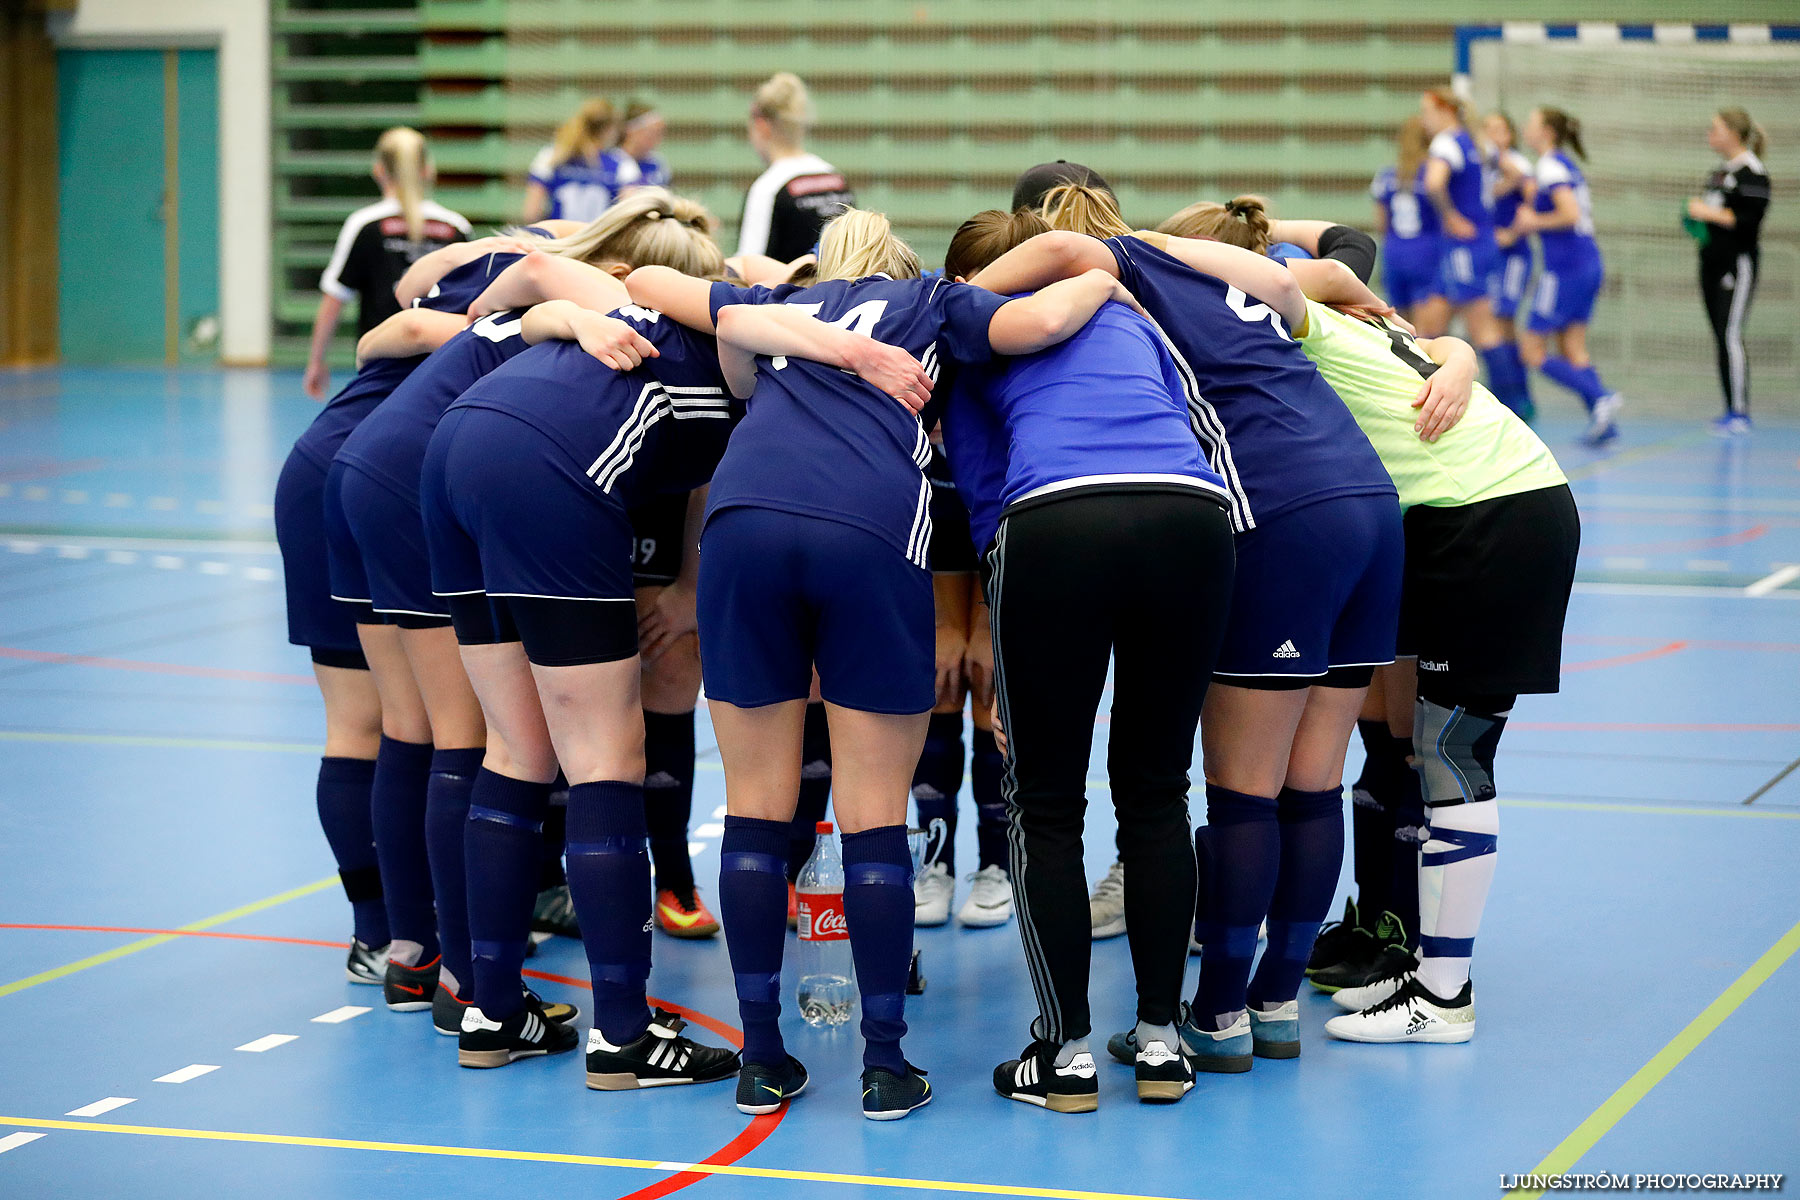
<box><xmin>585</xmin><ymin>1009</ymin><xmax>740</xmax><ymax>1090</ymax></box>
<box><xmin>993</xmin><ymin>1039</ymin><xmax>1099</xmax><ymax>1114</ymax></box>
<box><xmin>1134</xmin><ymin>1034</ymin><xmax>1194</xmax><ymax>1103</ymax></box>
<box><xmin>1325</xmin><ymin>974</ymin><xmax>1475</xmax><ymax>1044</ymax></box>
<box><xmin>457</xmin><ymin>993</ymin><xmax>580</xmax><ymax>1068</ymax></box>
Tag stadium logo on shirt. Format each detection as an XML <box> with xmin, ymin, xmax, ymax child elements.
<box><xmin>1420</xmin><ymin>659</ymin><xmax>1450</xmax><ymax>672</ymax></box>
<box><xmin>1272</xmin><ymin>640</ymin><xmax>1301</xmax><ymax>659</ymax></box>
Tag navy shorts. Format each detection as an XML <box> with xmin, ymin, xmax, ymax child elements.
<box><xmin>321</xmin><ymin>460</ymin><xmax>378</xmax><ymax>624</ymax></box>
<box><xmin>421</xmin><ymin>406</ymin><xmax>639</xmax><ymax>662</ymax></box>
<box><xmin>1213</xmin><ymin>492</ymin><xmax>1404</xmax><ymax>684</ymax></box>
<box><xmin>1489</xmin><ymin>245</ymin><xmax>1533</xmax><ymax>321</ymax></box>
<box><xmin>335</xmin><ymin>461</ymin><xmax>449</xmax><ymax>625</ymax></box>
<box><xmin>1525</xmin><ymin>257</ymin><xmax>1603</xmax><ymax>334</ymax></box>
<box><xmin>275</xmin><ymin>447</ymin><xmax>364</xmax><ymax>652</ymax></box>
<box><xmin>699</xmin><ymin>506</ymin><xmax>934</xmax><ymax>714</ymax></box>
<box><xmin>1440</xmin><ymin>235</ymin><xmax>1499</xmax><ymax>307</ymax></box>
<box><xmin>1382</xmin><ymin>238</ymin><xmax>1444</xmax><ymax>312</ymax></box>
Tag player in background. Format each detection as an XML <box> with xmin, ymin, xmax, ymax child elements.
<box><xmin>737</xmin><ymin>72</ymin><xmax>856</xmax><ymax>262</ymax></box>
<box><xmin>304</xmin><ymin>128</ymin><xmax>469</xmax><ymax>400</ymax></box>
<box><xmin>1514</xmin><ymin>108</ymin><xmax>1621</xmax><ymax>446</ymax></box>
<box><xmin>524</xmin><ymin>99</ymin><xmax>624</xmax><ymax>225</ymax></box>
<box><xmin>1688</xmin><ymin>107</ymin><xmax>1771</xmax><ymax>435</ymax></box>
<box><xmin>1482</xmin><ymin>111</ymin><xmax>1537</xmax><ymax>421</ymax></box>
<box><xmin>1367</xmin><ymin>119</ymin><xmax>1447</xmax><ymax>332</ymax></box>
<box><xmin>1419</xmin><ymin>88</ymin><xmax>1530</xmax><ymax>417</ymax></box>
<box><xmin>604</xmin><ymin>102</ymin><xmax>671</xmax><ymax>192</ymax></box>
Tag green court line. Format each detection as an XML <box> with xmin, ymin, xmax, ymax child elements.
<box><xmin>1507</xmin><ymin>797</ymin><xmax>1800</xmax><ymax>821</ymax></box>
<box><xmin>0</xmin><ymin>875</ymin><xmax>337</xmax><ymax>999</ymax></box>
<box><xmin>1509</xmin><ymin>917</ymin><xmax>1800</xmax><ymax>1198</ymax></box>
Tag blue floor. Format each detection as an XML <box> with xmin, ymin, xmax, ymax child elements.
<box><xmin>2</xmin><ymin>367</ymin><xmax>1797</xmax><ymax>1199</ymax></box>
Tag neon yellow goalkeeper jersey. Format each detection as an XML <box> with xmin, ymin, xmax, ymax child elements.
<box><xmin>1298</xmin><ymin>298</ymin><xmax>1566</xmax><ymax>510</ymax></box>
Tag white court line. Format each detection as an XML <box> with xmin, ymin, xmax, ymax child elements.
<box><xmin>0</xmin><ymin>534</ymin><xmax>278</xmax><ymax>554</ymax></box>
<box><xmin>711</xmin><ymin>805</ymin><xmax>726</xmax><ymax>820</ymax></box>
<box><xmin>61</xmin><ymin>490</ymin><xmax>88</xmax><ymax>504</ymax></box>
<box><xmin>1685</xmin><ymin>559</ymin><xmax>1731</xmax><ymax>571</ymax></box>
<box><xmin>153</xmin><ymin>1064</ymin><xmax>219</xmax><ymax>1084</ymax></box>
<box><xmin>1746</xmin><ymin>565</ymin><xmax>1800</xmax><ymax>597</ymax></box>
<box><xmin>687</xmin><ymin>841</ymin><xmax>708</xmax><ymax>856</ymax></box>
<box><xmin>1599</xmin><ymin>556</ymin><xmax>1649</xmax><ymax>570</ymax></box>
<box><xmin>0</xmin><ymin>1132</ymin><xmax>46</xmax><ymax>1154</ymax></box>
<box><xmin>198</xmin><ymin>561</ymin><xmax>230</xmax><ymax>575</ymax></box>
<box><xmin>311</xmin><ymin>1006</ymin><xmax>370</xmax><ymax>1024</ymax></box>
<box><xmin>235</xmin><ymin>1034</ymin><xmax>297</xmax><ymax>1053</ymax></box>
<box><xmin>152</xmin><ymin>556</ymin><xmax>183</xmax><ymax>570</ymax></box>
<box><xmin>147</xmin><ymin>497</ymin><xmax>178</xmax><ymax>511</ymax></box>
<box><xmin>693</xmin><ymin>822</ymin><xmax>725</xmax><ymax>838</ymax></box>
<box><xmin>66</xmin><ymin>1097</ymin><xmax>135</xmax><ymax>1118</ymax></box>
<box><xmin>7</xmin><ymin>540</ymin><xmax>41</xmax><ymax>554</ymax></box>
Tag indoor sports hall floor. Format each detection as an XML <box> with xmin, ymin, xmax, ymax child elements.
<box><xmin>1</xmin><ymin>367</ymin><xmax>1796</xmax><ymax>1200</ymax></box>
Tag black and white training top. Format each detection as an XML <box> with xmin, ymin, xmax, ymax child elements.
<box><xmin>735</xmin><ymin>153</ymin><xmax>856</xmax><ymax>262</ymax></box>
<box><xmin>1700</xmin><ymin>150</ymin><xmax>1771</xmax><ymax>267</ymax></box>
<box><xmin>320</xmin><ymin>198</ymin><xmax>472</xmax><ymax>336</ymax></box>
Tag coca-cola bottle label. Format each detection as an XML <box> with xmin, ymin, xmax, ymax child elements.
<box><xmin>797</xmin><ymin>893</ymin><xmax>849</xmax><ymax>942</ymax></box>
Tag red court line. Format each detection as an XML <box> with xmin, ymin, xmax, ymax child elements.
<box><xmin>1560</xmin><ymin>641</ymin><xmax>1687</xmax><ymax>674</ymax></box>
<box><xmin>0</xmin><ymin>645</ymin><xmax>314</xmax><ymax>686</ymax></box>
<box><xmin>1586</xmin><ymin>522</ymin><xmax>1770</xmax><ymax>556</ymax></box>
<box><xmin>0</xmin><ymin>923</ymin><xmax>788</xmax><ymax>1199</ymax></box>
<box><xmin>1564</xmin><ymin>635</ymin><xmax>1800</xmax><ymax>653</ymax></box>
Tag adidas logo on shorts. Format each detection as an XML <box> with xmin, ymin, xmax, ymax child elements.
<box><xmin>1272</xmin><ymin>640</ymin><xmax>1301</xmax><ymax>659</ymax></box>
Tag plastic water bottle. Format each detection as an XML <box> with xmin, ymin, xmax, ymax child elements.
<box><xmin>795</xmin><ymin>821</ymin><xmax>856</xmax><ymax>1027</ymax></box>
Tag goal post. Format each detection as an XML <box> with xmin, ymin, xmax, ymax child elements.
<box><xmin>1459</xmin><ymin>23</ymin><xmax>1799</xmax><ymax>415</ymax></box>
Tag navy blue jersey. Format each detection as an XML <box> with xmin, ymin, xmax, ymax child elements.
<box><xmin>413</xmin><ymin>249</ymin><xmax>528</xmax><ymax>313</ymax></box>
<box><xmin>944</xmin><ymin>300</ymin><xmax>1228</xmax><ymax>551</ymax></box>
<box><xmin>447</xmin><ymin>306</ymin><xmax>736</xmax><ymax>503</ymax></box>
<box><xmin>1372</xmin><ymin>164</ymin><xmax>1440</xmax><ymax>241</ymax></box>
<box><xmin>1429</xmin><ymin>128</ymin><xmax>1494</xmax><ymax>238</ymax></box>
<box><xmin>1103</xmin><ymin>235</ymin><xmax>1394</xmax><ymax>531</ymax></box>
<box><xmin>1533</xmin><ymin>151</ymin><xmax>1601</xmax><ymax>273</ymax></box>
<box><xmin>333</xmin><ymin>309</ymin><xmax>535</xmax><ymax>493</ymax></box>
<box><xmin>704</xmin><ymin>275</ymin><xmax>1010</xmax><ymax>567</ymax></box>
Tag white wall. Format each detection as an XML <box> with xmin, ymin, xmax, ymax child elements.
<box><xmin>50</xmin><ymin>0</ymin><xmax>271</xmax><ymax>365</ymax></box>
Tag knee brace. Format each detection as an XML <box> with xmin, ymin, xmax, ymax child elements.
<box><xmin>1413</xmin><ymin>697</ymin><xmax>1509</xmax><ymax>808</ymax></box>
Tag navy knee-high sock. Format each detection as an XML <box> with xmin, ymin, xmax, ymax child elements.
<box><xmin>719</xmin><ymin>816</ymin><xmax>791</xmax><ymax>1067</ymax></box>
<box><xmin>370</xmin><ymin>736</ymin><xmax>438</xmax><ymax>962</ymax></box>
<box><xmin>787</xmin><ymin>702</ymin><xmax>832</xmax><ymax>882</ymax></box>
<box><xmin>316</xmin><ymin>756</ymin><xmax>387</xmax><ymax>947</ymax></box>
<box><xmin>841</xmin><ymin>825</ymin><xmax>914</xmax><ymax>1074</ymax></box>
<box><xmin>538</xmin><ymin>779</ymin><xmax>567</xmax><ymax>889</ymax></box>
<box><xmin>565</xmin><ymin>780</ymin><xmax>654</xmax><ymax>1044</ymax></box>
<box><xmin>970</xmin><ymin>728</ymin><xmax>1009</xmax><ymax>870</ymax></box>
<box><xmin>643</xmin><ymin>711</ymin><xmax>697</xmax><ymax>894</ymax></box>
<box><xmin>1249</xmin><ymin>786</ymin><xmax>1347</xmax><ymax>1007</ymax></box>
<box><xmin>1192</xmin><ymin>784</ymin><xmax>1280</xmax><ymax>1029</ymax></box>
<box><xmin>424</xmin><ymin>747</ymin><xmax>483</xmax><ymax>996</ymax></box>
<box><xmin>910</xmin><ymin>712</ymin><xmax>963</xmax><ymax>872</ymax></box>
<box><xmin>1480</xmin><ymin>345</ymin><xmax>1532</xmax><ymax>416</ymax></box>
<box><xmin>465</xmin><ymin>770</ymin><xmax>552</xmax><ymax>1020</ymax></box>
<box><xmin>1388</xmin><ymin>747</ymin><xmax>1426</xmax><ymax>948</ymax></box>
<box><xmin>1541</xmin><ymin>356</ymin><xmax>1604</xmax><ymax>411</ymax></box>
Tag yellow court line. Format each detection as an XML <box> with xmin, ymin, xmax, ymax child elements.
<box><xmin>1507</xmin><ymin>797</ymin><xmax>1800</xmax><ymax>821</ymax></box>
<box><xmin>1509</xmin><ymin>916</ymin><xmax>1800</xmax><ymax>1199</ymax></box>
<box><xmin>0</xmin><ymin>875</ymin><xmax>337</xmax><ymax>999</ymax></box>
<box><xmin>0</xmin><ymin>1115</ymin><xmax>1193</xmax><ymax>1200</ymax></box>
<box><xmin>0</xmin><ymin>730</ymin><xmax>321</xmax><ymax>755</ymax></box>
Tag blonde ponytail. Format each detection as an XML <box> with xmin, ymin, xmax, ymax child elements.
<box><xmin>535</xmin><ymin>187</ymin><xmax>723</xmax><ymax>276</ymax></box>
<box><xmin>1717</xmin><ymin>106</ymin><xmax>1768</xmax><ymax>157</ymax></box>
<box><xmin>815</xmin><ymin>208</ymin><xmax>921</xmax><ymax>281</ymax></box>
<box><xmin>375</xmin><ymin>126</ymin><xmax>430</xmax><ymax>242</ymax></box>
<box><xmin>1039</xmin><ymin>183</ymin><xmax>1133</xmax><ymax>240</ymax></box>
<box><xmin>1157</xmin><ymin>194</ymin><xmax>1272</xmax><ymax>252</ymax></box>
<box><xmin>552</xmin><ymin>97</ymin><xmax>620</xmax><ymax>168</ymax></box>
<box><xmin>751</xmin><ymin>72</ymin><xmax>815</xmax><ymax>147</ymax></box>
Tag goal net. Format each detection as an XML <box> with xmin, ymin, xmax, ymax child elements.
<box><xmin>1467</xmin><ymin>35</ymin><xmax>1798</xmax><ymax>415</ymax></box>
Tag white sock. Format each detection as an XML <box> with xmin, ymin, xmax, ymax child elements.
<box><xmin>1054</xmin><ymin>1037</ymin><xmax>1091</xmax><ymax>1067</ymax></box>
<box><xmin>387</xmin><ymin>938</ymin><xmax>424</xmax><ymax>967</ymax></box>
<box><xmin>1416</xmin><ymin>799</ymin><xmax>1498</xmax><ymax>1000</ymax></box>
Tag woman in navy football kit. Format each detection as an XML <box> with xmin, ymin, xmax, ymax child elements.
<box><xmin>627</xmin><ymin>205</ymin><xmax>1138</xmax><ymax>1120</ymax></box>
<box><xmin>276</xmin><ymin>241</ymin><xmax>557</xmax><ymax>986</ymax></box>
<box><xmin>1483</xmin><ymin>111</ymin><xmax>1537</xmax><ymax>420</ymax></box>
<box><xmin>1420</xmin><ymin>89</ymin><xmax>1531</xmax><ymax>417</ymax></box>
<box><xmin>1369</xmin><ymin>119</ymin><xmax>1446</xmax><ymax>333</ymax></box>
<box><xmin>1514</xmin><ymin>108</ymin><xmax>1621</xmax><ymax>446</ymax></box>
<box><xmin>326</xmin><ymin>190</ymin><xmax>722</xmax><ymax>1036</ymax></box>
<box><xmin>974</xmin><ymin>185</ymin><xmax>1403</xmax><ymax>1076</ymax></box>
<box><xmin>939</xmin><ymin>206</ymin><xmax>1236</xmax><ymax>1113</ymax></box>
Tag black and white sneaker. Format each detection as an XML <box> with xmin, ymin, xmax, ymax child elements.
<box><xmin>1325</xmin><ymin>975</ymin><xmax>1475</xmax><ymax>1044</ymax></box>
<box><xmin>458</xmin><ymin>994</ymin><xmax>580</xmax><ymax>1068</ymax></box>
<box><xmin>383</xmin><ymin>954</ymin><xmax>439</xmax><ymax>1012</ymax></box>
<box><xmin>1134</xmin><ymin>1033</ymin><xmax>1194</xmax><ymax>1103</ymax></box>
<box><xmin>862</xmin><ymin>1063</ymin><xmax>931</xmax><ymax>1121</ymax></box>
<box><xmin>1305</xmin><ymin>897</ymin><xmax>1362</xmax><ymax>976</ymax></box>
<box><xmin>439</xmin><ymin>984</ymin><xmax>578</xmax><ymax>1036</ymax></box>
<box><xmin>585</xmin><ymin>1009</ymin><xmax>739</xmax><ymax>1090</ymax></box>
<box><xmin>345</xmin><ymin>938</ymin><xmax>388</xmax><ymax>985</ymax></box>
<box><xmin>532</xmin><ymin>883</ymin><xmax>581</xmax><ymax>940</ymax></box>
<box><xmin>735</xmin><ymin>1055</ymin><xmax>809</xmax><ymax>1115</ymax></box>
<box><xmin>1331</xmin><ymin>944</ymin><xmax>1419</xmax><ymax>1012</ymax></box>
<box><xmin>993</xmin><ymin>1039</ymin><xmax>1099</xmax><ymax>1114</ymax></box>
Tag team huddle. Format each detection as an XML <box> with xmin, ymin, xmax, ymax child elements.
<box><xmin>276</xmin><ymin>78</ymin><xmax>1586</xmax><ymax>1123</ymax></box>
